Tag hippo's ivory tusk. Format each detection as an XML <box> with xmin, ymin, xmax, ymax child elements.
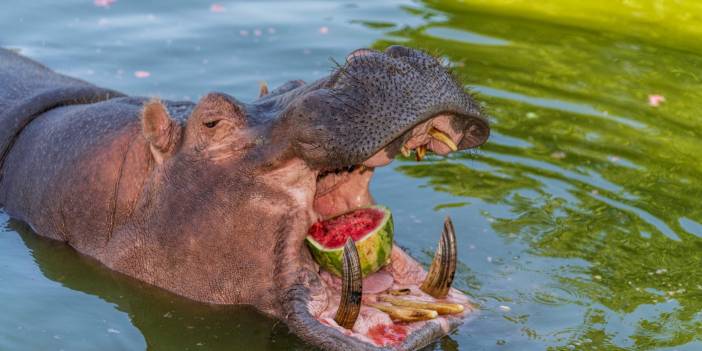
<box><xmin>379</xmin><ymin>296</ymin><xmax>464</xmax><ymax>315</ymax></box>
<box><xmin>259</xmin><ymin>81</ymin><xmax>269</xmax><ymax>97</ymax></box>
<box><xmin>368</xmin><ymin>303</ymin><xmax>438</xmax><ymax>322</ymax></box>
<box><xmin>415</xmin><ymin>144</ymin><xmax>427</xmax><ymax>161</ymax></box>
<box><xmin>420</xmin><ymin>216</ymin><xmax>457</xmax><ymax>299</ymax></box>
<box><xmin>334</xmin><ymin>237</ymin><xmax>362</xmax><ymax>330</ymax></box>
<box><xmin>400</xmin><ymin>145</ymin><xmax>411</xmax><ymax>158</ymax></box>
<box><xmin>428</xmin><ymin>127</ymin><xmax>458</xmax><ymax>152</ymax></box>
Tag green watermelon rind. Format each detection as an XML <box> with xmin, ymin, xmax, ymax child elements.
<box><xmin>305</xmin><ymin>205</ymin><xmax>394</xmax><ymax>278</ymax></box>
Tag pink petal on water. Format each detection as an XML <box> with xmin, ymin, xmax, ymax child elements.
<box><xmin>94</xmin><ymin>0</ymin><xmax>116</xmax><ymax>8</ymax></box>
<box><xmin>210</xmin><ymin>3</ymin><xmax>225</xmax><ymax>13</ymax></box>
<box><xmin>134</xmin><ymin>71</ymin><xmax>151</xmax><ymax>79</ymax></box>
<box><xmin>648</xmin><ymin>94</ymin><xmax>665</xmax><ymax>107</ymax></box>
<box><xmin>319</xmin><ymin>26</ymin><xmax>329</xmax><ymax>34</ymax></box>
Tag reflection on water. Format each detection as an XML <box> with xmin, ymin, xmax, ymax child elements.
<box><xmin>2</xmin><ymin>0</ymin><xmax>702</xmax><ymax>350</ymax></box>
<box><xmin>375</xmin><ymin>1</ymin><xmax>702</xmax><ymax>350</ymax></box>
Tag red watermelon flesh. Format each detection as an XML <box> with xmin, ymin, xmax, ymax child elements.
<box><xmin>368</xmin><ymin>324</ymin><xmax>408</xmax><ymax>347</ymax></box>
<box><xmin>308</xmin><ymin>207</ymin><xmax>385</xmax><ymax>249</ymax></box>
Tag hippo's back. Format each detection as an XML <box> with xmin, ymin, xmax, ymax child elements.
<box><xmin>0</xmin><ymin>48</ymin><xmax>124</xmax><ymax>169</ymax></box>
<box><xmin>0</xmin><ymin>48</ymin><xmax>199</xmax><ymax>257</ymax></box>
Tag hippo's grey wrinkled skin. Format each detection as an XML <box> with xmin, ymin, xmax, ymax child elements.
<box><xmin>0</xmin><ymin>46</ymin><xmax>489</xmax><ymax>350</ymax></box>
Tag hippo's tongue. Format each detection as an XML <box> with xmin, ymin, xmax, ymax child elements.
<box><xmin>361</xmin><ymin>270</ymin><xmax>394</xmax><ymax>294</ymax></box>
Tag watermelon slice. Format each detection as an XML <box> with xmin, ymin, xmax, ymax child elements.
<box><xmin>306</xmin><ymin>205</ymin><xmax>393</xmax><ymax>277</ymax></box>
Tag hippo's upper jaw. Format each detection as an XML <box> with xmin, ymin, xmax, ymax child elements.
<box><xmin>257</xmin><ymin>47</ymin><xmax>489</xmax><ymax>350</ymax></box>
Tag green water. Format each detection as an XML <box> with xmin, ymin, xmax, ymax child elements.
<box><xmin>1</xmin><ymin>1</ymin><xmax>701</xmax><ymax>350</ymax></box>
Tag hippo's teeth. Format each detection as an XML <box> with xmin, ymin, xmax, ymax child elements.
<box><xmin>428</xmin><ymin>127</ymin><xmax>458</xmax><ymax>152</ymax></box>
<box><xmin>415</xmin><ymin>145</ymin><xmax>427</xmax><ymax>161</ymax></box>
<box><xmin>400</xmin><ymin>145</ymin><xmax>411</xmax><ymax>158</ymax></box>
<box><xmin>379</xmin><ymin>296</ymin><xmax>464</xmax><ymax>315</ymax></box>
<box><xmin>334</xmin><ymin>238</ymin><xmax>362</xmax><ymax>330</ymax></box>
<box><xmin>420</xmin><ymin>216</ymin><xmax>457</xmax><ymax>299</ymax></box>
<box><xmin>259</xmin><ymin>81</ymin><xmax>269</xmax><ymax>97</ymax></box>
<box><xmin>368</xmin><ymin>303</ymin><xmax>438</xmax><ymax>322</ymax></box>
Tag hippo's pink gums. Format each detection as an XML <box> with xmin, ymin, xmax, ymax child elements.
<box><xmin>0</xmin><ymin>46</ymin><xmax>489</xmax><ymax>350</ymax></box>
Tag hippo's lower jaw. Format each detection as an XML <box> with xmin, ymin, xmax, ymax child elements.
<box><xmin>283</xmin><ymin>113</ymin><xmax>485</xmax><ymax>350</ymax></box>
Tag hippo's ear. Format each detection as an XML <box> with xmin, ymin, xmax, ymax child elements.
<box><xmin>141</xmin><ymin>99</ymin><xmax>182</xmax><ymax>164</ymax></box>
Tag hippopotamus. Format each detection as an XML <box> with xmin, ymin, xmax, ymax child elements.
<box><xmin>0</xmin><ymin>46</ymin><xmax>489</xmax><ymax>350</ymax></box>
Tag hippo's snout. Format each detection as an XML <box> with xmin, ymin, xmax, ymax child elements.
<box><xmin>272</xmin><ymin>45</ymin><xmax>489</xmax><ymax>171</ymax></box>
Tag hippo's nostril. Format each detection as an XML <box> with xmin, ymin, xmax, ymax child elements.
<box><xmin>384</xmin><ymin>45</ymin><xmax>438</xmax><ymax>64</ymax></box>
<box><xmin>345</xmin><ymin>48</ymin><xmax>378</xmax><ymax>63</ymax></box>
<box><xmin>384</xmin><ymin>45</ymin><xmax>415</xmax><ymax>58</ymax></box>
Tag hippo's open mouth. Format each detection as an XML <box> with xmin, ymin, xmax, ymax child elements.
<box><xmin>263</xmin><ymin>46</ymin><xmax>490</xmax><ymax>350</ymax></box>
<box><xmin>288</xmin><ymin>111</ymin><xmax>487</xmax><ymax>350</ymax></box>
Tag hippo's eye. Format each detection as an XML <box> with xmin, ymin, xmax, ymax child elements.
<box><xmin>203</xmin><ymin>120</ymin><xmax>220</xmax><ymax>128</ymax></box>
